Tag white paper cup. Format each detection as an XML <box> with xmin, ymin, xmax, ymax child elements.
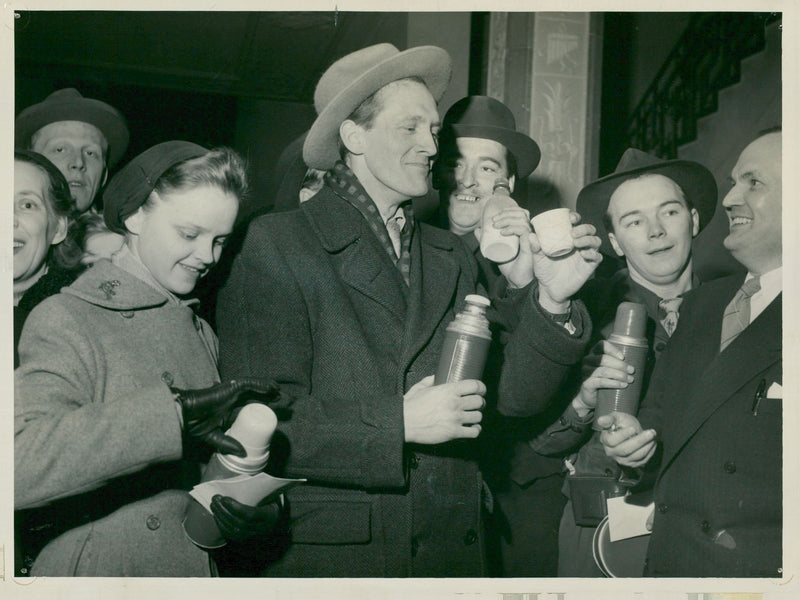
<box><xmin>531</xmin><ymin>208</ymin><xmax>573</xmax><ymax>257</ymax></box>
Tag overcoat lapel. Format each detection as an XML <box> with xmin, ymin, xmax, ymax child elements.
<box><xmin>302</xmin><ymin>192</ymin><xmax>408</xmax><ymax>324</ymax></box>
<box><xmin>659</xmin><ymin>293</ymin><xmax>782</xmax><ymax>474</ymax></box>
<box><xmin>399</xmin><ymin>225</ymin><xmax>459</xmax><ymax>371</ymax></box>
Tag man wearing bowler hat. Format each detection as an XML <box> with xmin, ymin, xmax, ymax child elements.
<box><xmin>16</xmin><ymin>88</ymin><xmax>129</xmax><ymax>213</ymax></box>
<box><xmin>217</xmin><ymin>44</ymin><xmax>601</xmax><ymax>576</ymax></box>
<box><xmin>527</xmin><ymin>148</ymin><xmax>717</xmax><ymax>576</ymax></box>
<box><xmin>600</xmin><ymin>130</ymin><xmax>782</xmax><ymax>576</ymax></box>
<box><xmin>432</xmin><ymin>95</ymin><xmax>580</xmax><ymax>577</ymax></box>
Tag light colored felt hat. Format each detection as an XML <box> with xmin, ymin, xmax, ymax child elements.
<box><xmin>303</xmin><ymin>44</ymin><xmax>452</xmax><ymax>170</ymax></box>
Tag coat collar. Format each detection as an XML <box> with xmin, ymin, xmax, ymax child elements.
<box><xmin>63</xmin><ymin>259</ymin><xmax>182</xmax><ymax>311</ymax></box>
<box><xmin>301</xmin><ymin>187</ymin><xmax>458</xmax><ymax>326</ymax></box>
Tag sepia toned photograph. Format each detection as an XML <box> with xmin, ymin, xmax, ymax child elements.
<box><xmin>5</xmin><ymin>3</ymin><xmax>795</xmax><ymax>598</ymax></box>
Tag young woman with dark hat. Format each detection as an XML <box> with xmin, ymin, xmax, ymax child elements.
<box><xmin>15</xmin><ymin>141</ymin><xmax>283</xmax><ymax>577</ymax></box>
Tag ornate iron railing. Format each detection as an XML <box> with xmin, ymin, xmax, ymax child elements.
<box><xmin>626</xmin><ymin>12</ymin><xmax>780</xmax><ymax>158</ymax></box>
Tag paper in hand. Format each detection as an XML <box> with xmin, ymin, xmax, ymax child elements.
<box><xmin>190</xmin><ymin>473</ymin><xmax>306</xmax><ymax>512</ymax></box>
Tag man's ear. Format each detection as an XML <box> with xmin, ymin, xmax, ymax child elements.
<box><xmin>690</xmin><ymin>207</ymin><xmax>700</xmax><ymax>237</ymax></box>
<box><xmin>339</xmin><ymin>120</ymin><xmax>365</xmax><ymax>156</ymax></box>
<box><xmin>608</xmin><ymin>231</ymin><xmax>625</xmax><ymax>258</ymax></box>
<box><xmin>123</xmin><ymin>206</ymin><xmax>145</xmax><ymax>235</ymax></box>
<box><xmin>101</xmin><ymin>165</ymin><xmax>109</xmax><ymax>188</ymax></box>
<box><xmin>50</xmin><ymin>215</ymin><xmax>68</xmax><ymax>246</ymax></box>
<box><xmin>508</xmin><ymin>174</ymin><xmax>516</xmax><ymax>194</ymax></box>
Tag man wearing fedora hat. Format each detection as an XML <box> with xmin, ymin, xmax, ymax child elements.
<box><xmin>599</xmin><ymin>130</ymin><xmax>782</xmax><ymax>576</ymax></box>
<box><xmin>16</xmin><ymin>88</ymin><xmax>129</xmax><ymax>214</ymax></box>
<box><xmin>217</xmin><ymin>44</ymin><xmax>601</xmax><ymax>576</ymax></box>
<box><xmin>520</xmin><ymin>148</ymin><xmax>717</xmax><ymax>576</ymax></box>
<box><xmin>432</xmin><ymin>95</ymin><xmax>584</xmax><ymax>577</ymax></box>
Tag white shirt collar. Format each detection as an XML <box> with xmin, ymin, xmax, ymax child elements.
<box><xmin>747</xmin><ymin>266</ymin><xmax>781</xmax><ymax>324</ymax></box>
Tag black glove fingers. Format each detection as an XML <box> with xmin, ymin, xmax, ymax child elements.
<box><xmin>204</xmin><ymin>430</ymin><xmax>246</xmax><ymax>457</ymax></box>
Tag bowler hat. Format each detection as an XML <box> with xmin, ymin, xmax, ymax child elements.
<box><xmin>577</xmin><ymin>148</ymin><xmax>717</xmax><ymax>256</ymax></box>
<box><xmin>303</xmin><ymin>43</ymin><xmax>452</xmax><ymax>170</ymax></box>
<box><xmin>441</xmin><ymin>96</ymin><xmax>541</xmax><ymax>178</ymax></box>
<box><xmin>15</xmin><ymin>88</ymin><xmax>130</xmax><ymax>167</ymax></box>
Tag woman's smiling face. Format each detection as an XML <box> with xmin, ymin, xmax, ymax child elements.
<box><xmin>14</xmin><ymin>160</ymin><xmax>67</xmax><ymax>284</ymax></box>
<box><xmin>124</xmin><ymin>184</ymin><xmax>239</xmax><ymax>295</ymax></box>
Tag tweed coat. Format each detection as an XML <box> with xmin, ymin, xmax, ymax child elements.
<box><xmin>15</xmin><ymin>256</ymin><xmax>218</xmax><ymax>576</ymax></box>
<box><xmin>638</xmin><ymin>272</ymin><xmax>782</xmax><ymax>577</ymax></box>
<box><xmin>216</xmin><ymin>185</ymin><xmax>590</xmax><ymax>576</ymax></box>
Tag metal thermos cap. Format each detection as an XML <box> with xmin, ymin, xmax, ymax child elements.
<box><xmin>612</xmin><ymin>301</ymin><xmax>647</xmax><ymax>338</ymax></box>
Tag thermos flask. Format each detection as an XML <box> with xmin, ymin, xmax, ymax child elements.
<box><xmin>434</xmin><ymin>294</ymin><xmax>492</xmax><ymax>384</ymax></box>
<box><xmin>593</xmin><ymin>302</ymin><xmax>649</xmax><ymax>430</ymax></box>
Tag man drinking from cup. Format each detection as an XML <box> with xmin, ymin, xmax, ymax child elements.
<box><xmin>431</xmin><ymin>95</ymin><xmax>602</xmax><ymax>576</ymax></box>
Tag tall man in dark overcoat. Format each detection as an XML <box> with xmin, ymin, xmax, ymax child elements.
<box><xmin>600</xmin><ymin>129</ymin><xmax>782</xmax><ymax>577</ymax></box>
<box><xmin>216</xmin><ymin>43</ymin><xmax>603</xmax><ymax>576</ymax></box>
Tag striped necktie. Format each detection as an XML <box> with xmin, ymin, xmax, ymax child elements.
<box><xmin>719</xmin><ymin>276</ymin><xmax>761</xmax><ymax>352</ymax></box>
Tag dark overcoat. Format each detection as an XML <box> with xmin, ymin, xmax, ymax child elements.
<box><xmin>216</xmin><ymin>186</ymin><xmax>589</xmax><ymax>576</ymax></box>
<box><xmin>638</xmin><ymin>272</ymin><xmax>782</xmax><ymax>577</ymax></box>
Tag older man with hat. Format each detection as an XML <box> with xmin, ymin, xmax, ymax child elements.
<box><xmin>217</xmin><ymin>44</ymin><xmax>601</xmax><ymax>576</ymax></box>
<box><xmin>16</xmin><ymin>88</ymin><xmax>129</xmax><ymax>213</ymax></box>
<box><xmin>522</xmin><ymin>148</ymin><xmax>717</xmax><ymax>576</ymax></box>
<box><xmin>599</xmin><ymin>130</ymin><xmax>782</xmax><ymax>576</ymax></box>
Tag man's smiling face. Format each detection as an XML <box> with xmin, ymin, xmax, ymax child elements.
<box><xmin>722</xmin><ymin>131</ymin><xmax>782</xmax><ymax>274</ymax></box>
<box><xmin>440</xmin><ymin>136</ymin><xmax>513</xmax><ymax>236</ymax></box>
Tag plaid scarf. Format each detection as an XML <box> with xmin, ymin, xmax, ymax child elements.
<box><xmin>326</xmin><ymin>161</ymin><xmax>414</xmax><ymax>286</ymax></box>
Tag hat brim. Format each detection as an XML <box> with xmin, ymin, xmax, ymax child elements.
<box><xmin>303</xmin><ymin>46</ymin><xmax>452</xmax><ymax>170</ymax></box>
<box><xmin>577</xmin><ymin>159</ymin><xmax>718</xmax><ymax>257</ymax></box>
<box><xmin>15</xmin><ymin>97</ymin><xmax>130</xmax><ymax>167</ymax></box>
<box><xmin>449</xmin><ymin>123</ymin><xmax>541</xmax><ymax>178</ymax></box>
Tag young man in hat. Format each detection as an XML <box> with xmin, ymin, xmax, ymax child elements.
<box><xmin>16</xmin><ymin>88</ymin><xmax>129</xmax><ymax>214</ymax></box>
<box><xmin>217</xmin><ymin>44</ymin><xmax>602</xmax><ymax>577</ymax></box>
<box><xmin>526</xmin><ymin>148</ymin><xmax>717</xmax><ymax>576</ymax></box>
<box><xmin>431</xmin><ymin>95</ymin><xmax>576</xmax><ymax>577</ymax></box>
<box><xmin>600</xmin><ymin>130</ymin><xmax>782</xmax><ymax>577</ymax></box>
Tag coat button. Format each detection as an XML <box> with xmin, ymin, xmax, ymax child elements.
<box><xmin>146</xmin><ymin>515</ymin><xmax>161</xmax><ymax>530</ymax></box>
<box><xmin>604</xmin><ymin>468</ymin><xmax>614</xmax><ymax>477</ymax></box>
<box><xmin>410</xmin><ymin>536</ymin><xmax>419</xmax><ymax>557</ymax></box>
<box><xmin>120</xmin><ymin>311</ymin><xmax>134</xmax><ymax>319</ymax></box>
<box><xmin>701</xmin><ymin>520</ymin><xmax>711</xmax><ymax>533</ymax></box>
<box><xmin>655</xmin><ymin>342</ymin><xmax>666</xmax><ymax>352</ymax></box>
<box><xmin>559</xmin><ymin>416</ymin><xmax>568</xmax><ymax>426</ymax></box>
<box><xmin>724</xmin><ymin>461</ymin><xmax>737</xmax><ymax>474</ymax></box>
<box><xmin>161</xmin><ymin>371</ymin><xmax>174</xmax><ymax>386</ymax></box>
<box><xmin>409</xmin><ymin>453</ymin><xmax>420</xmax><ymax>469</ymax></box>
<box><xmin>657</xmin><ymin>503</ymin><xmax>669</xmax><ymax>514</ymax></box>
<box><xmin>463</xmin><ymin>529</ymin><xmax>478</xmax><ymax>545</ymax></box>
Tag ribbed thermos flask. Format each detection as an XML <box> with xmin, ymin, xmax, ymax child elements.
<box><xmin>434</xmin><ymin>294</ymin><xmax>492</xmax><ymax>384</ymax></box>
<box><xmin>593</xmin><ymin>302</ymin><xmax>649</xmax><ymax>430</ymax></box>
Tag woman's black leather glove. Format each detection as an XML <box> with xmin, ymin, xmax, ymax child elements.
<box><xmin>210</xmin><ymin>494</ymin><xmax>283</xmax><ymax>542</ymax></box>
<box><xmin>172</xmin><ymin>378</ymin><xmax>281</xmax><ymax>456</ymax></box>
